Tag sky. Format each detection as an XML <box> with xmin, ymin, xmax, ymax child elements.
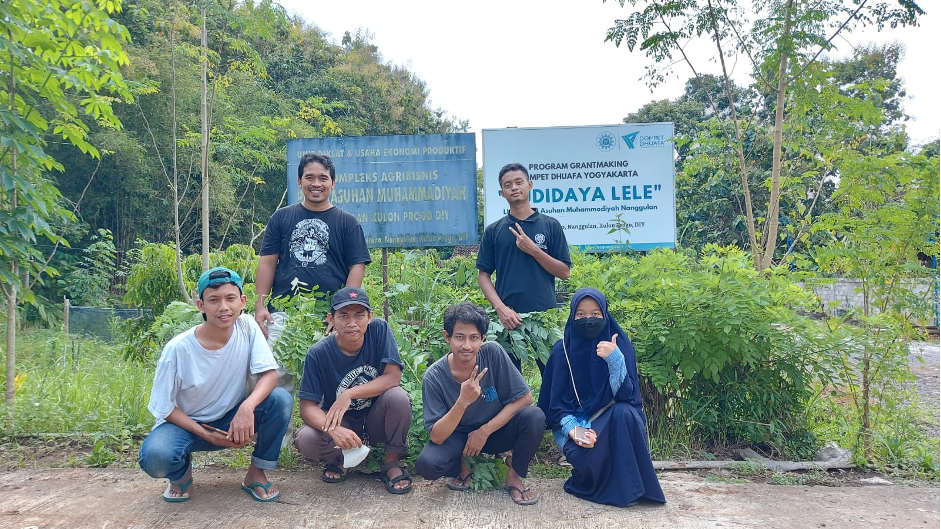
<box><xmin>276</xmin><ymin>0</ymin><xmax>940</xmax><ymax>157</ymax></box>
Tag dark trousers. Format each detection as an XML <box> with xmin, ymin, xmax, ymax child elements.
<box><xmin>416</xmin><ymin>405</ymin><xmax>545</xmax><ymax>480</ymax></box>
<box><xmin>294</xmin><ymin>386</ymin><xmax>411</xmax><ymax>467</ymax></box>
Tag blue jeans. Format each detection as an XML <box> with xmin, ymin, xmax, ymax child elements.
<box><xmin>139</xmin><ymin>387</ymin><xmax>293</xmax><ymax>481</ymax></box>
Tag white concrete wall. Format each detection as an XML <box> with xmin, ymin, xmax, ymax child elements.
<box><xmin>809</xmin><ymin>278</ymin><xmax>939</xmax><ymax>326</ymax></box>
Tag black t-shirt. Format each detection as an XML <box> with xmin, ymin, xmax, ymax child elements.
<box><xmin>476</xmin><ymin>210</ymin><xmax>571</xmax><ymax>314</ymax></box>
<box><xmin>298</xmin><ymin>318</ymin><xmax>404</xmax><ymax>419</ymax></box>
<box><xmin>422</xmin><ymin>342</ymin><xmax>531</xmax><ymax>433</ymax></box>
<box><xmin>260</xmin><ymin>203</ymin><xmax>371</xmax><ymax>301</ymax></box>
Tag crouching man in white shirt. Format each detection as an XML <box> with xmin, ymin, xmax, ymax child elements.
<box><xmin>138</xmin><ymin>267</ymin><xmax>293</xmax><ymax>503</ymax></box>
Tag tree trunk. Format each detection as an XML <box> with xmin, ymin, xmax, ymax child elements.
<box><xmin>705</xmin><ymin>0</ymin><xmax>760</xmax><ymax>268</ymax></box>
<box><xmin>200</xmin><ymin>6</ymin><xmax>210</xmax><ymax>272</ymax></box>
<box><xmin>170</xmin><ymin>13</ymin><xmax>191</xmax><ymax>303</ymax></box>
<box><xmin>5</xmin><ymin>275</ymin><xmax>16</xmax><ymax>418</ymax></box>
<box><xmin>861</xmin><ymin>352</ymin><xmax>871</xmax><ymax>456</ymax></box>
<box><xmin>760</xmin><ymin>0</ymin><xmax>794</xmax><ymax>270</ymax></box>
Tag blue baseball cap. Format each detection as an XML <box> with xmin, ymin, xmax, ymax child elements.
<box><xmin>197</xmin><ymin>267</ymin><xmax>244</xmax><ymax>298</ymax></box>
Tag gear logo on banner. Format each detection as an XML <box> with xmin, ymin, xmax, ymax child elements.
<box><xmin>596</xmin><ymin>131</ymin><xmax>617</xmax><ymax>152</ymax></box>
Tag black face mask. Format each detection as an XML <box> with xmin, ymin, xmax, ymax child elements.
<box><xmin>573</xmin><ymin>317</ymin><xmax>605</xmax><ymax>339</ymax></box>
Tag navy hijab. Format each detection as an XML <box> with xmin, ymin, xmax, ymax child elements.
<box><xmin>538</xmin><ymin>288</ymin><xmax>643</xmax><ymax>428</ymax></box>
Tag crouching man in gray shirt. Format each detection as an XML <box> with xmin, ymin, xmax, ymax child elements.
<box><xmin>138</xmin><ymin>267</ymin><xmax>293</xmax><ymax>503</ymax></box>
<box><xmin>416</xmin><ymin>302</ymin><xmax>545</xmax><ymax>505</ymax></box>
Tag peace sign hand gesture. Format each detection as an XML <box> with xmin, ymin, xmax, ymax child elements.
<box><xmin>597</xmin><ymin>334</ymin><xmax>618</xmax><ymax>359</ymax></box>
<box><xmin>508</xmin><ymin>223</ymin><xmax>539</xmax><ymax>256</ymax></box>
<box><xmin>457</xmin><ymin>365</ymin><xmax>488</xmax><ymax>408</ymax></box>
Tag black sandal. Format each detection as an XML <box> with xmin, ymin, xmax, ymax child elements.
<box><xmin>321</xmin><ymin>464</ymin><xmax>350</xmax><ymax>484</ymax></box>
<box><xmin>446</xmin><ymin>471</ymin><xmax>473</xmax><ymax>491</ymax></box>
<box><xmin>504</xmin><ymin>485</ymin><xmax>539</xmax><ymax>506</ymax></box>
<box><xmin>378</xmin><ymin>460</ymin><xmax>413</xmax><ymax>494</ymax></box>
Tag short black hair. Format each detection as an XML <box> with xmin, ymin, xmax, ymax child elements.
<box><xmin>298</xmin><ymin>152</ymin><xmax>336</xmax><ymax>181</ymax></box>
<box><xmin>498</xmin><ymin>162</ymin><xmax>529</xmax><ymax>186</ymax></box>
<box><xmin>443</xmin><ymin>301</ymin><xmax>490</xmax><ymax>336</ymax></box>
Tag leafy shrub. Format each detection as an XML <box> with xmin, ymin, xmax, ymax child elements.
<box><xmin>270</xmin><ymin>293</ymin><xmax>330</xmax><ymax>381</ymax></box>
<box><xmin>488</xmin><ymin>310</ymin><xmax>564</xmax><ymax>366</ymax></box>
<box><xmin>123</xmin><ymin>241</ymin><xmax>258</xmax><ymax>316</ymax></box>
<box><xmin>119</xmin><ymin>301</ymin><xmax>202</xmax><ymax>364</ymax></box>
<box><xmin>111</xmin><ymin>245</ymin><xmax>854</xmax><ymax>463</ymax></box>
<box><xmin>570</xmin><ymin>245</ymin><xmax>827</xmax><ymax>456</ymax></box>
<box><xmin>119</xmin><ymin>243</ymin><xmax>260</xmax><ymax>362</ymax></box>
<box><xmin>122</xmin><ymin>241</ymin><xmax>182</xmax><ymax>317</ymax></box>
<box><xmin>59</xmin><ymin>228</ymin><xmax>118</xmax><ymax>306</ymax></box>
<box><xmin>466</xmin><ymin>454</ymin><xmax>509</xmax><ymax>491</ymax></box>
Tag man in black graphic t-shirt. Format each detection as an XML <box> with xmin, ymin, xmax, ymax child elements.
<box><xmin>254</xmin><ymin>153</ymin><xmax>371</xmax><ymax>341</ymax></box>
<box><xmin>294</xmin><ymin>288</ymin><xmax>413</xmax><ymax>494</ymax></box>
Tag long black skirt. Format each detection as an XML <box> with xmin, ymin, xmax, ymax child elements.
<box><xmin>561</xmin><ymin>402</ymin><xmax>666</xmax><ymax>507</ymax></box>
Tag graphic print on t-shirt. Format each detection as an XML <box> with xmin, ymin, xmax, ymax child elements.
<box><xmin>336</xmin><ymin>364</ymin><xmax>381</xmax><ymax>411</ymax></box>
<box><xmin>290</xmin><ymin>218</ymin><xmax>329</xmax><ymax>267</ymax></box>
<box><xmin>482</xmin><ymin>385</ymin><xmax>498</xmax><ymax>403</ymax></box>
<box><xmin>533</xmin><ymin>233</ymin><xmax>548</xmax><ymax>250</ymax></box>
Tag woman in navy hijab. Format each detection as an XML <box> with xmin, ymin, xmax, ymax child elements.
<box><xmin>537</xmin><ymin>287</ymin><xmax>665</xmax><ymax>506</ymax></box>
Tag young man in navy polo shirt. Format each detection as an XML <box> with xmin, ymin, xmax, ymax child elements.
<box><xmin>477</xmin><ymin>162</ymin><xmax>572</xmax><ymax>374</ymax></box>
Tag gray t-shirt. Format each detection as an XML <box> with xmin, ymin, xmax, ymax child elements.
<box><xmin>147</xmin><ymin>314</ymin><xmax>279</xmax><ymax>429</ymax></box>
<box><xmin>422</xmin><ymin>341</ymin><xmax>531</xmax><ymax>433</ymax></box>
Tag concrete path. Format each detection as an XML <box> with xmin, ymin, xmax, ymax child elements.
<box><xmin>1</xmin><ymin>468</ymin><xmax>937</xmax><ymax>528</ymax></box>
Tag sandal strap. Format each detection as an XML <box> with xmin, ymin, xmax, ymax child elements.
<box><xmin>244</xmin><ymin>481</ymin><xmax>272</xmax><ymax>492</ymax></box>
<box><xmin>505</xmin><ymin>485</ymin><xmax>532</xmax><ymax>497</ymax></box>
<box><xmin>388</xmin><ymin>472</ymin><xmax>411</xmax><ymax>485</ymax></box>
<box><xmin>170</xmin><ymin>476</ymin><xmax>193</xmax><ymax>493</ymax></box>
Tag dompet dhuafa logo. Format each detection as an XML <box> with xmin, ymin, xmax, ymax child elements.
<box><xmin>622</xmin><ymin>131</ymin><xmax>639</xmax><ymax>149</ymax></box>
<box><xmin>623</xmin><ymin>130</ymin><xmax>667</xmax><ymax>149</ymax></box>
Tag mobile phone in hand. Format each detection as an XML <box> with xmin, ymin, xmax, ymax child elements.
<box><xmin>573</xmin><ymin>426</ymin><xmax>589</xmax><ymax>443</ymax></box>
<box><xmin>201</xmin><ymin>423</ymin><xmax>229</xmax><ymax>436</ymax></box>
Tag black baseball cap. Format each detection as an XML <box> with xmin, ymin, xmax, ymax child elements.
<box><xmin>331</xmin><ymin>287</ymin><xmax>371</xmax><ymax>311</ymax></box>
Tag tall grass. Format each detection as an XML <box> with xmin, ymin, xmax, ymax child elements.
<box><xmin>1</xmin><ymin>328</ymin><xmax>154</xmax><ymax>440</ymax></box>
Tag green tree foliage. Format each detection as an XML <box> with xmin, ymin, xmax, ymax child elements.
<box><xmin>606</xmin><ymin>0</ymin><xmax>924</xmax><ymax>269</ymax></box>
<box><xmin>1</xmin><ymin>0</ymin><xmax>133</xmax><ymax>410</ymax></box>
<box><xmin>326</xmin><ymin>30</ymin><xmax>467</xmax><ymax>136</ymax></box>
<box><xmin>809</xmin><ymin>141</ymin><xmax>939</xmax><ymax>456</ymax></box>
<box><xmin>626</xmin><ymin>44</ymin><xmax>917</xmax><ymax>257</ymax></box>
<box><xmin>58</xmin><ymin>228</ymin><xmax>118</xmax><ymax>306</ymax></box>
<box><xmin>626</xmin><ymin>76</ymin><xmax>760</xmax><ymax>250</ymax></box>
<box><xmin>0</xmin><ymin>0</ymin><xmax>131</xmax><ymax>297</ymax></box>
<box><xmin>46</xmin><ymin>0</ymin><xmax>463</xmax><ymax>268</ymax></box>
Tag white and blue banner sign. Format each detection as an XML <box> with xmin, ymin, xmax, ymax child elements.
<box><xmin>482</xmin><ymin>124</ymin><xmax>676</xmax><ymax>251</ymax></box>
<box><xmin>287</xmin><ymin>134</ymin><xmax>478</xmax><ymax>248</ymax></box>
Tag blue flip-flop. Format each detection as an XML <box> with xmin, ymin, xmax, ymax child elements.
<box><xmin>162</xmin><ymin>477</ymin><xmax>193</xmax><ymax>503</ymax></box>
<box><xmin>241</xmin><ymin>481</ymin><xmax>280</xmax><ymax>502</ymax></box>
